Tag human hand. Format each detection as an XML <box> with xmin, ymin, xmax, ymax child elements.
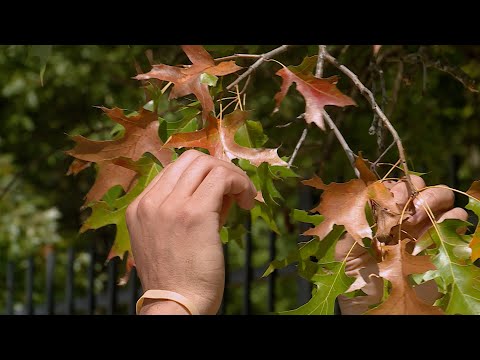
<box><xmin>126</xmin><ymin>150</ymin><xmax>257</xmax><ymax>315</ymax></box>
<box><xmin>334</xmin><ymin>175</ymin><xmax>468</xmax><ymax>314</ymax></box>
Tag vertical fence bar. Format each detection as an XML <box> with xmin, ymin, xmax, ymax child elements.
<box><xmin>128</xmin><ymin>267</ymin><xmax>139</xmax><ymax>315</ymax></box>
<box><xmin>87</xmin><ymin>241</ymin><xmax>96</xmax><ymax>315</ymax></box>
<box><xmin>219</xmin><ymin>243</ymin><xmax>229</xmax><ymax>315</ymax></box>
<box><xmin>267</xmin><ymin>231</ymin><xmax>277</xmax><ymax>313</ymax></box>
<box><xmin>6</xmin><ymin>261</ymin><xmax>15</xmax><ymax>315</ymax></box>
<box><xmin>65</xmin><ymin>246</ymin><xmax>75</xmax><ymax>315</ymax></box>
<box><xmin>45</xmin><ymin>249</ymin><xmax>55</xmax><ymax>315</ymax></box>
<box><xmin>25</xmin><ymin>256</ymin><xmax>34</xmax><ymax>315</ymax></box>
<box><xmin>243</xmin><ymin>216</ymin><xmax>252</xmax><ymax>315</ymax></box>
<box><xmin>107</xmin><ymin>258</ymin><xmax>118</xmax><ymax>315</ymax></box>
<box><xmin>297</xmin><ymin>186</ymin><xmax>313</xmax><ymax>306</ymax></box>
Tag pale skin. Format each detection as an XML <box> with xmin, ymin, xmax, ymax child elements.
<box><xmin>126</xmin><ymin>150</ymin><xmax>467</xmax><ymax>315</ymax></box>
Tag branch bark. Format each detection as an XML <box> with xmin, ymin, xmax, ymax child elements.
<box><xmin>226</xmin><ymin>45</ymin><xmax>290</xmax><ymax>91</ymax></box>
<box><xmin>315</xmin><ymin>45</ymin><xmax>359</xmax><ymax>177</ymax></box>
<box><xmin>324</xmin><ymin>51</ymin><xmax>415</xmax><ymax>196</ymax></box>
<box><xmin>288</xmin><ymin>128</ymin><xmax>308</xmax><ymax>168</ymax></box>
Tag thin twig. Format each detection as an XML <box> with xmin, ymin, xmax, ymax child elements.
<box><xmin>372</xmin><ymin>140</ymin><xmax>396</xmax><ymax>168</ymax></box>
<box><xmin>315</xmin><ymin>45</ymin><xmax>358</xmax><ymax>177</ymax></box>
<box><xmin>288</xmin><ymin>128</ymin><xmax>308</xmax><ymax>168</ymax></box>
<box><xmin>226</xmin><ymin>45</ymin><xmax>290</xmax><ymax>91</ymax></box>
<box><xmin>324</xmin><ymin>51</ymin><xmax>416</xmax><ymax>196</ymax></box>
<box><xmin>322</xmin><ymin>110</ymin><xmax>359</xmax><ymax>177</ymax></box>
<box><xmin>214</xmin><ymin>54</ymin><xmax>262</xmax><ymax>62</ymax></box>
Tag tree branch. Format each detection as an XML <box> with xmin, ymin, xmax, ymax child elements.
<box><xmin>214</xmin><ymin>54</ymin><xmax>261</xmax><ymax>62</ymax></box>
<box><xmin>315</xmin><ymin>45</ymin><xmax>359</xmax><ymax>177</ymax></box>
<box><xmin>288</xmin><ymin>128</ymin><xmax>308</xmax><ymax>168</ymax></box>
<box><xmin>226</xmin><ymin>45</ymin><xmax>290</xmax><ymax>91</ymax></box>
<box><xmin>324</xmin><ymin>51</ymin><xmax>415</xmax><ymax>196</ymax></box>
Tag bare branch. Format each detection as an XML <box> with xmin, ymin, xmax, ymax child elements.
<box><xmin>315</xmin><ymin>45</ymin><xmax>359</xmax><ymax>178</ymax></box>
<box><xmin>315</xmin><ymin>45</ymin><xmax>326</xmax><ymax>78</ymax></box>
<box><xmin>322</xmin><ymin>110</ymin><xmax>359</xmax><ymax>177</ymax></box>
<box><xmin>288</xmin><ymin>128</ymin><xmax>308</xmax><ymax>168</ymax></box>
<box><xmin>214</xmin><ymin>54</ymin><xmax>261</xmax><ymax>62</ymax></box>
<box><xmin>324</xmin><ymin>51</ymin><xmax>416</xmax><ymax>196</ymax></box>
<box><xmin>226</xmin><ymin>45</ymin><xmax>290</xmax><ymax>91</ymax></box>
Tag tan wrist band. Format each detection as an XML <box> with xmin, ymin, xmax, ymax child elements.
<box><xmin>136</xmin><ymin>290</ymin><xmax>200</xmax><ymax>315</ymax></box>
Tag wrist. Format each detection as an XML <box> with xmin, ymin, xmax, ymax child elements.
<box><xmin>139</xmin><ymin>298</ymin><xmax>190</xmax><ymax>315</ymax></box>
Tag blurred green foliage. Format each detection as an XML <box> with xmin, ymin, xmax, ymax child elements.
<box><xmin>1</xmin><ymin>45</ymin><xmax>480</xmax><ymax>314</ymax></box>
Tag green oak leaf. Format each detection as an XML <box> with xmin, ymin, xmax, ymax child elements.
<box><xmin>220</xmin><ymin>224</ymin><xmax>246</xmax><ymax>248</ymax></box>
<box><xmin>280</xmin><ymin>226</ymin><xmax>353</xmax><ymax>315</ymax></box>
<box><xmin>290</xmin><ymin>209</ymin><xmax>324</xmax><ymax>226</ymax></box>
<box><xmin>159</xmin><ymin>106</ymin><xmax>200</xmax><ymax>142</ymax></box>
<box><xmin>424</xmin><ymin>219</ymin><xmax>480</xmax><ymax>314</ymax></box>
<box><xmin>264</xmin><ymin>225</ymin><xmax>344</xmax><ymax>278</ymax></box>
<box><xmin>81</xmin><ymin>157</ymin><xmax>162</xmax><ymax>260</ymax></box>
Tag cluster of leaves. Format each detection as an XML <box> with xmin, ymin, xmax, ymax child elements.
<box><xmin>66</xmin><ymin>45</ymin><xmax>480</xmax><ymax>314</ymax></box>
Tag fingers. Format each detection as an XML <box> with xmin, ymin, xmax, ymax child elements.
<box><xmin>167</xmin><ymin>153</ymin><xmax>255</xmax><ymax>200</ymax></box>
<box><xmin>390</xmin><ymin>175</ymin><xmax>426</xmax><ymax>206</ymax></box>
<box><xmin>408</xmin><ymin>187</ymin><xmax>455</xmax><ymax>225</ymax></box>
<box><xmin>191</xmin><ymin>165</ymin><xmax>256</xmax><ymax>212</ymax></box>
<box><xmin>438</xmin><ymin>207</ymin><xmax>468</xmax><ymax>223</ymax></box>
<box><xmin>136</xmin><ymin>150</ymin><xmax>205</xmax><ymax>206</ymax></box>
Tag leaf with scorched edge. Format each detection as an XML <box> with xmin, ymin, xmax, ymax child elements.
<box><xmin>135</xmin><ymin>45</ymin><xmax>242</xmax><ymax>120</ymax></box>
<box><xmin>66</xmin><ymin>107</ymin><xmax>173</xmax><ymax>204</ymax></box>
<box><xmin>275</xmin><ymin>56</ymin><xmax>356</xmax><ymax>130</ymax></box>
<box><xmin>280</xmin><ymin>227</ymin><xmax>353</xmax><ymax>315</ymax></box>
<box><xmin>424</xmin><ymin>219</ymin><xmax>480</xmax><ymax>314</ymax></box>
<box><xmin>367</xmin><ymin>181</ymin><xmax>401</xmax><ymax>241</ymax></box>
<box><xmin>303</xmin><ymin>175</ymin><xmax>372</xmax><ymax>243</ymax></box>
<box><xmin>366</xmin><ymin>239</ymin><xmax>444</xmax><ymax>315</ymax></box>
<box><xmin>466</xmin><ymin>180</ymin><xmax>480</xmax><ymax>261</ymax></box>
<box><xmin>355</xmin><ymin>152</ymin><xmax>378</xmax><ymax>185</ymax></box>
<box><xmin>80</xmin><ymin>157</ymin><xmax>162</xmax><ymax>281</ymax></box>
<box><xmin>164</xmin><ymin>110</ymin><xmax>287</xmax><ymax>167</ymax></box>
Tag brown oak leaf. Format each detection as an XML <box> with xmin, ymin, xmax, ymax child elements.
<box><xmin>302</xmin><ymin>176</ymin><xmax>371</xmax><ymax>243</ymax></box>
<box><xmin>355</xmin><ymin>153</ymin><xmax>378</xmax><ymax>185</ymax></box>
<box><xmin>164</xmin><ymin>110</ymin><xmax>288</xmax><ymax>167</ymax></box>
<box><xmin>275</xmin><ymin>56</ymin><xmax>356</xmax><ymax>130</ymax></box>
<box><xmin>66</xmin><ymin>107</ymin><xmax>173</xmax><ymax>205</ymax></box>
<box><xmin>367</xmin><ymin>182</ymin><xmax>401</xmax><ymax>241</ymax></box>
<box><xmin>135</xmin><ymin>45</ymin><xmax>242</xmax><ymax>120</ymax></box>
<box><xmin>366</xmin><ymin>239</ymin><xmax>444</xmax><ymax>315</ymax></box>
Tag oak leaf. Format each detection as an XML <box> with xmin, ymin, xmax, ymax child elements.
<box><xmin>422</xmin><ymin>219</ymin><xmax>480</xmax><ymax>314</ymax></box>
<box><xmin>135</xmin><ymin>45</ymin><xmax>242</xmax><ymax>120</ymax></box>
<box><xmin>366</xmin><ymin>239</ymin><xmax>443</xmax><ymax>315</ymax></box>
<box><xmin>66</xmin><ymin>107</ymin><xmax>173</xmax><ymax>205</ymax></box>
<box><xmin>302</xmin><ymin>176</ymin><xmax>372</xmax><ymax>243</ymax></box>
<box><xmin>164</xmin><ymin>110</ymin><xmax>288</xmax><ymax>167</ymax></box>
<box><xmin>80</xmin><ymin>157</ymin><xmax>162</xmax><ymax>283</ymax></box>
<box><xmin>274</xmin><ymin>56</ymin><xmax>356</xmax><ymax>130</ymax></box>
<box><xmin>466</xmin><ymin>180</ymin><xmax>480</xmax><ymax>261</ymax></box>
